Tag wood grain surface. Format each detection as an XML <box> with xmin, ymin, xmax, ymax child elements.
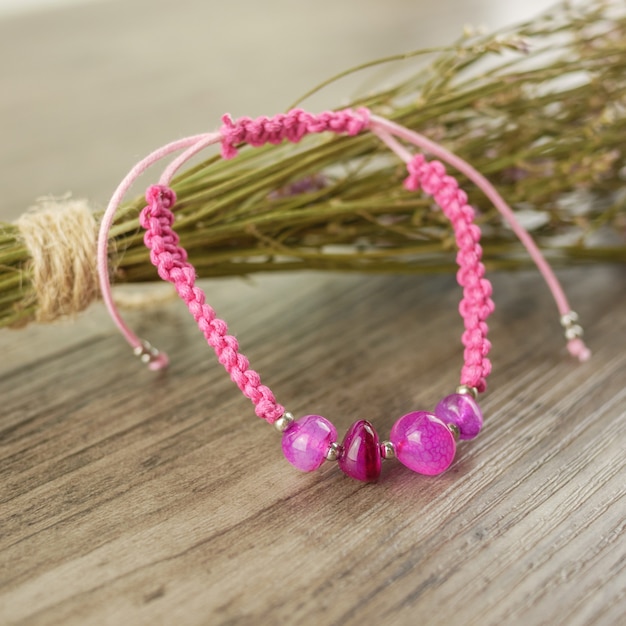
<box><xmin>1</xmin><ymin>1</ymin><xmax>625</xmax><ymax>625</ymax></box>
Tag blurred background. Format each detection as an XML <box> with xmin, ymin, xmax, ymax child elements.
<box><xmin>0</xmin><ymin>0</ymin><xmax>554</xmax><ymax>220</ymax></box>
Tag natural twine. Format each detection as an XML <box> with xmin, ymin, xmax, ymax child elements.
<box><xmin>14</xmin><ymin>197</ymin><xmax>177</xmax><ymax>326</ymax></box>
<box><xmin>16</xmin><ymin>197</ymin><xmax>99</xmax><ymax>323</ymax></box>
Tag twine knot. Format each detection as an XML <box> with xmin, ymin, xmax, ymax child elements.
<box><xmin>15</xmin><ymin>197</ymin><xmax>99</xmax><ymax>323</ymax></box>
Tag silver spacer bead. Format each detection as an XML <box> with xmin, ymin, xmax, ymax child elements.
<box><xmin>560</xmin><ymin>310</ymin><xmax>580</xmax><ymax>327</ymax></box>
<box><xmin>325</xmin><ymin>442</ymin><xmax>343</xmax><ymax>462</ymax></box>
<box><xmin>133</xmin><ymin>339</ymin><xmax>161</xmax><ymax>365</ymax></box>
<box><xmin>565</xmin><ymin>325</ymin><xmax>584</xmax><ymax>340</ymax></box>
<box><xmin>274</xmin><ymin>412</ymin><xmax>295</xmax><ymax>433</ymax></box>
<box><xmin>560</xmin><ymin>310</ymin><xmax>584</xmax><ymax>342</ymax></box>
<box><xmin>456</xmin><ymin>384</ymin><xmax>478</xmax><ymax>400</ymax></box>
<box><xmin>447</xmin><ymin>423</ymin><xmax>460</xmax><ymax>441</ymax></box>
<box><xmin>380</xmin><ymin>441</ymin><xmax>395</xmax><ymax>460</ymax></box>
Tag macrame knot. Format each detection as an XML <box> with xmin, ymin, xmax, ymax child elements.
<box><xmin>140</xmin><ymin>185</ymin><xmax>185</xmax><ymax>283</ymax></box>
<box><xmin>403</xmin><ymin>153</ymin><xmax>426</xmax><ymax>191</ymax></box>
<box><xmin>219</xmin><ymin>107</ymin><xmax>370</xmax><ymax>160</ymax></box>
<box><xmin>138</xmin><ymin>176</ymin><xmax>286</xmax><ymax>423</ymax></box>
<box><xmin>403</xmin><ymin>153</ymin><xmax>494</xmax><ymax>392</ymax></box>
<box><xmin>144</xmin><ymin>184</ymin><xmax>177</xmax><ymax>212</ymax></box>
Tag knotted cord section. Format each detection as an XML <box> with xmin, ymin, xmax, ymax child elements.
<box><xmin>140</xmin><ymin>184</ymin><xmax>285</xmax><ymax>423</ymax></box>
<box><xmin>404</xmin><ymin>155</ymin><xmax>495</xmax><ymax>392</ymax></box>
<box><xmin>219</xmin><ymin>107</ymin><xmax>370</xmax><ymax>159</ymax></box>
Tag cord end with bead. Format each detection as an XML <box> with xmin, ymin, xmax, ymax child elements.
<box><xmin>560</xmin><ymin>311</ymin><xmax>591</xmax><ymax>363</ymax></box>
<box><xmin>133</xmin><ymin>339</ymin><xmax>169</xmax><ymax>371</ymax></box>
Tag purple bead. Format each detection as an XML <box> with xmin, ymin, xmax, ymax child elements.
<box><xmin>435</xmin><ymin>393</ymin><xmax>483</xmax><ymax>440</ymax></box>
<box><xmin>338</xmin><ymin>420</ymin><xmax>381</xmax><ymax>482</ymax></box>
<box><xmin>282</xmin><ymin>415</ymin><xmax>337</xmax><ymax>472</ymax></box>
<box><xmin>390</xmin><ymin>411</ymin><xmax>456</xmax><ymax>476</ymax></box>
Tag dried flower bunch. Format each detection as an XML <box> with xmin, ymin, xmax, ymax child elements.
<box><xmin>1</xmin><ymin>0</ymin><xmax>624</xmax><ymax>329</ymax></box>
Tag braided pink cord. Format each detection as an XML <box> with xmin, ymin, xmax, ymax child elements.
<box><xmin>404</xmin><ymin>155</ymin><xmax>494</xmax><ymax>392</ymax></box>
<box><xmin>139</xmin><ymin>185</ymin><xmax>284</xmax><ymax>423</ymax></box>
<box><xmin>97</xmin><ymin>106</ymin><xmax>589</xmax><ymax>421</ymax></box>
<box><xmin>137</xmin><ymin>109</ymin><xmax>370</xmax><ymax>421</ymax></box>
<box><xmin>369</xmin><ymin>114</ymin><xmax>590</xmax><ymax>362</ymax></box>
<box><xmin>220</xmin><ymin>108</ymin><xmax>370</xmax><ymax>159</ymax></box>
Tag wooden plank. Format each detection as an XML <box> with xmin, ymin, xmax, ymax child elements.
<box><xmin>1</xmin><ymin>267</ymin><xmax>624</xmax><ymax>625</ymax></box>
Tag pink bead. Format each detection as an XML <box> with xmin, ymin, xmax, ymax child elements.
<box><xmin>435</xmin><ymin>393</ymin><xmax>483</xmax><ymax>440</ymax></box>
<box><xmin>390</xmin><ymin>411</ymin><xmax>456</xmax><ymax>476</ymax></box>
<box><xmin>282</xmin><ymin>415</ymin><xmax>337</xmax><ymax>472</ymax></box>
<box><xmin>338</xmin><ymin>420</ymin><xmax>381</xmax><ymax>482</ymax></box>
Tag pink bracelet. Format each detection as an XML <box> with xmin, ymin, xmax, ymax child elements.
<box><xmin>97</xmin><ymin>108</ymin><xmax>590</xmax><ymax>482</ymax></box>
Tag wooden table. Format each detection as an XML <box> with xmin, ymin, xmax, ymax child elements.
<box><xmin>1</xmin><ymin>1</ymin><xmax>624</xmax><ymax>624</ymax></box>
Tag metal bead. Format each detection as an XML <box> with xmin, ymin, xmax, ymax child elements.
<box><xmin>456</xmin><ymin>384</ymin><xmax>478</xmax><ymax>400</ymax></box>
<box><xmin>565</xmin><ymin>324</ymin><xmax>584</xmax><ymax>340</ymax></box>
<box><xmin>380</xmin><ymin>441</ymin><xmax>395</xmax><ymax>460</ymax></box>
<box><xmin>325</xmin><ymin>442</ymin><xmax>343</xmax><ymax>462</ymax></box>
<box><xmin>447</xmin><ymin>423</ymin><xmax>461</xmax><ymax>441</ymax></box>
<box><xmin>560</xmin><ymin>310</ymin><xmax>579</xmax><ymax>327</ymax></box>
<box><xmin>133</xmin><ymin>339</ymin><xmax>160</xmax><ymax>364</ymax></box>
<box><xmin>274</xmin><ymin>412</ymin><xmax>295</xmax><ymax>433</ymax></box>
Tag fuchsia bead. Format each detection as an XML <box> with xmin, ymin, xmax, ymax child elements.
<box><xmin>338</xmin><ymin>420</ymin><xmax>381</xmax><ymax>482</ymax></box>
<box><xmin>435</xmin><ymin>393</ymin><xmax>483</xmax><ymax>440</ymax></box>
<box><xmin>390</xmin><ymin>411</ymin><xmax>456</xmax><ymax>475</ymax></box>
<box><xmin>282</xmin><ymin>415</ymin><xmax>337</xmax><ymax>472</ymax></box>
